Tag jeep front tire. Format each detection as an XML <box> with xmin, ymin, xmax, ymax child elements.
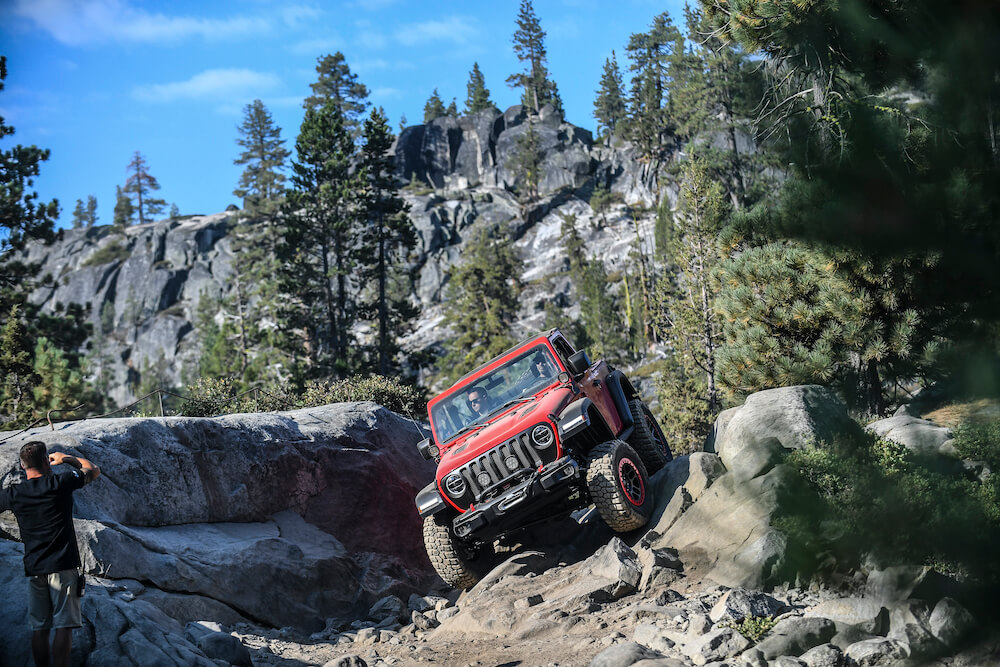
<box><xmin>627</xmin><ymin>397</ymin><xmax>672</xmax><ymax>473</ymax></box>
<box><xmin>586</xmin><ymin>440</ymin><xmax>653</xmax><ymax>533</ymax></box>
<box><xmin>422</xmin><ymin>514</ymin><xmax>493</xmax><ymax>590</ymax></box>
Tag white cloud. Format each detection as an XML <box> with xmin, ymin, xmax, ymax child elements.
<box><xmin>12</xmin><ymin>0</ymin><xmax>271</xmax><ymax>46</ymax></box>
<box><xmin>133</xmin><ymin>69</ymin><xmax>282</xmax><ymax>103</ymax></box>
<box><xmin>394</xmin><ymin>16</ymin><xmax>479</xmax><ymax>47</ymax></box>
<box><xmin>370</xmin><ymin>87</ymin><xmax>404</xmax><ymax>101</ymax></box>
<box><xmin>289</xmin><ymin>37</ymin><xmax>344</xmax><ymax>56</ymax></box>
<box><xmin>353</xmin><ymin>58</ymin><xmax>416</xmax><ymax>74</ymax></box>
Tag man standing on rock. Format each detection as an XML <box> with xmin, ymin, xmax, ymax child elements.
<box><xmin>0</xmin><ymin>441</ymin><xmax>101</xmax><ymax>667</ymax></box>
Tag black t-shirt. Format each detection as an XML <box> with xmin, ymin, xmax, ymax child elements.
<box><xmin>0</xmin><ymin>470</ymin><xmax>86</xmax><ymax>576</ymax></box>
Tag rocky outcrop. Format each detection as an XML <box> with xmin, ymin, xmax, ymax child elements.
<box><xmin>2</xmin><ymin>386</ymin><xmax>994</xmax><ymax>666</ymax></box>
<box><xmin>0</xmin><ymin>402</ymin><xmax>438</xmax><ymax>665</ymax></box>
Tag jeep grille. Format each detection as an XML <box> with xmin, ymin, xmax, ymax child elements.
<box><xmin>457</xmin><ymin>424</ymin><xmax>558</xmax><ymax>503</ymax></box>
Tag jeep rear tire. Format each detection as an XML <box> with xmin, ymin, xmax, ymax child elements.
<box><xmin>586</xmin><ymin>440</ymin><xmax>653</xmax><ymax>533</ymax></box>
<box><xmin>422</xmin><ymin>514</ymin><xmax>493</xmax><ymax>590</ymax></box>
<box><xmin>627</xmin><ymin>397</ymin><xmax>672</xmax><ymax>473</ymax></box>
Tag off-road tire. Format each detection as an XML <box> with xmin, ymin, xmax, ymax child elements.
<box><xmin>627</xmin><ymin>397</ymin><xmax>672</xmax><ymax>474</ymax></box>
<box><xmin>586</xmin><ymin>440</ymin><xmax>653</xmax><ymax>533</ymax></box>
<box><xmin>422</xmin><ymin>514</ymin><xmax>493</xmax><ymax>590</ymax></box>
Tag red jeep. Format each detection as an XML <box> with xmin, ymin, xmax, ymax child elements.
<box><xmin>415</xmin><ymin>329</ymin><xmax>671</xmax><ymax>588</ymax></box>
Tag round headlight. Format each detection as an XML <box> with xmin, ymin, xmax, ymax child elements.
<box><xmin>476</xmin><ymin>472</ymin><xmax>492</xmax><ymax>488</ymax></box>
<box><xmin>444</xmin><ymin>473</ymin><xmax>466</xmax><ymax>497</ymax></box>
<box><xmin>531</xmin><ymin>424</ymin><xmax>554</xmax><ymax>448</ymax></box>
<box><xmin>504</xmin><ymin>455</ymin><xmax>520</xmax><ymax>471</ymax></box>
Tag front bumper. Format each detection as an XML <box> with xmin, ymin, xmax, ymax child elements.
<box><xmin>452</xmin><ymin>455</ymin><xmax>582</xmax><ymax>541</ymax></box>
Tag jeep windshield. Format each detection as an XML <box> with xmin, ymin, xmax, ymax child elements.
<box><xmin>430</xmin><ymin>345</ymin><xmax>560</xmax><ymax>444</ymax></box>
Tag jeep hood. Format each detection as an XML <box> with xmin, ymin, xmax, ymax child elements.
<box><xmin>437</xmin><ymin>384</ymin><xmax>576</xmax><ymax>473</ymax></box>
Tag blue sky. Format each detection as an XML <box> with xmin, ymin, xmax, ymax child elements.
<box><xmin>2</xmin><ymin>0</ymin><xmax>686</xmax><ymax>229</ymax></box>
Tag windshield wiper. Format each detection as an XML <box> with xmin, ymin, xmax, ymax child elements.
<box><xmin>449</xmin><ymin>422</ymin><xmax>488</xmax><ymax>440</ymax></box>
<box><xmin>486</xmin><ymin>396</ymin><xmax>536</xmax><ymax>417</ymax></box>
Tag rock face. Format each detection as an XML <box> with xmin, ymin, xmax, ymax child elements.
<box><xmin>21</xmin><ymin>106</ymin><xmax>672</xmax><ymax>405</ymax></box>
<box><xmin>0</xmin><ymin>402</ymin><xmax>438</xmax><ymax>665</ymax></box>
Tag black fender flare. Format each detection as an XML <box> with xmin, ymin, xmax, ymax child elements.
<box><xmin>605</xmin><ymin>369</ymin><xmax>636</xmax><ymax>431</ymax></box>
<box><xmin>415</xmin><ymin>481</ymin><xmax>447</xmax><ymax>518</ymax></box>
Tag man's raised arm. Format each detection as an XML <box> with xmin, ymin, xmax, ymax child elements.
<box><xmin>49</xmin><ymin>452</ymin><xmax>101</xmax><ymax>483</ymax></box>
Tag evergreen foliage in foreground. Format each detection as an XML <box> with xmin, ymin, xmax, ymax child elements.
<box><xmin>778</xmin><ymin>423</ymin><xmax>1000</xmax><ymax>586</ymax></box>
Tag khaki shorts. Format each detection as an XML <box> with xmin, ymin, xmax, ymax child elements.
<box><xmin>28</xmin><ymin>569</ymin><xmax>82</xmax><ymax>631</ymax></box>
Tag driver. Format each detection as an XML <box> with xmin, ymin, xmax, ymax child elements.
<box><xmin>466</xmin><ymin>388</ymin><xmax>490</xmax><ymax>418</ymax></box>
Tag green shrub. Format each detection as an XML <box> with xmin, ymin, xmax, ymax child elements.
<box><xmin>178</xmin><ymin>374</ymin><xmax>426</xmax><ymax>418</ymax></box>
<box><xmin>720</xmin><ymin>616</ymin><xmax>777</xmax><ymax>643</ymax></box>
<box><xmin>81</xmin><ymin>242</ymin><xmax>130</xmax><ymax>267</ymax></box>
<box><xmin>178</xmin><ymin>377</ymin><xmax>294</xmax><ymax>417</ymax></box>
<box><xmin>589</xmin><ymin>184</ymin><xmax>621</xmax><ymax>214</ymax></box>
<box><xmin>299</xmin><ymin>375</ymin><xmax>425</xmax><ymax>416</ymax></box>
<box><xmin>777</xmin><ymin>425</ymin><xmax>1000</xmax><ymax>583</ymax></box>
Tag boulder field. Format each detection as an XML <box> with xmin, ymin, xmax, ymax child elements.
<box><xmin>1</xmin><ymin>387</ymin><xmax>995</xmax><ymax>666</ymax></box>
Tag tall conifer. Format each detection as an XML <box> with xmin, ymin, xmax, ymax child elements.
<box><xmin>278</xmin><ymin>102</ymin><xmax>360</xmax><ymax>379</ymax></box>
<box><xmin>594</xmin><ymin>52</ymin><xmax>627</xmax><ymax>139</ymax></box>
<box><xmin>423</xmin><ymin>89</ymin><xmax>447</xmax><ymax>123</ymax></box>
<box><xmin>124</xmin><ymin>151</ymin><xmax>166</xmax><ymax>226</ymax></box>
<box><xmin>506</xmin><ymin>0</ymin><xmax>563</xmax><ymax>116</ymax></box>
<box><xmin>303</xmin><ymin>52</ymin><xmax>370</xmax><ymax>133</ymax></box>
<box><xmin>465</xmin><ymin>62</ymin><xmax>495</xmax><ymax>114</ymax></box>
<box><xmin>357</xmin><ymin>107</ymin><xmax>417</xmax><ymax>376</ymax></box>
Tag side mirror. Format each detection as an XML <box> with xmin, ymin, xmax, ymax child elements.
<box><xmin>417</xmin><ymin>438</ymin><xmax>439</xmax><ymax>461</ymax></box>
<box><xmin>567</xmin><ymin>350</ymin><xmax>592</xmax><ymax>376</ymax></box>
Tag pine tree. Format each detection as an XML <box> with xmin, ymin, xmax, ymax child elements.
<box><xmin>704</xmin><ymin>0</ymin><xmax>1000</xmax><ymax>412</ymax></box>
<box><xmin>465</xmin><ymin>62</ymin><xmax>495</xmax><ymax>114</ymax></box>
<box><xmin>560</xmin><ymin>215</ymin><xmax>628</xmax><ymax>360</ymax></box>
<box><xmin>113</xmin><ymin>185</ymin><xmax>134</xmax><ymax>232</ymax></box>
<box><xmin>506</xmin><ymin>0</ymin><xmax>563</xmax><ymax>116</ymax></box>
<box><xmin>625</xmin><ymin>12</ymin><xmax>684</xmax><ymax>156</ymax></box>
<box><xmin>278</xmin><ymin>102</ymin><xmax>360</xmax><ymax>379</ymax></box>
<box><xmin>440</xmin><ymin>226</ymin><xmax>524</xmax><ymax>380</ymax></box>
<box><xmin>594</xmin><ymin>51</ymin><xmax>627</xmax><ymax>139</ymax></box>
<box><xmin>0</xmin><ymin>55</ymin><xmax>58</xmax><ymax>308</ymax></box>
<box><xmin>233</xmin><ymin>99</ymin><xmax>290</xmax><ymax>219</ymax></box>
<box><xmin>124</xmin><ymin>151</ymin><xmax>166</xmax><ymax>225</ymax></box>
<box><xmin>423</xmin><ymin>88</ymin><xmax>447</xmax><ymax>123</ymax></box>
<box><xmin>31</xmin><ymin>336</ymin><xmax>85</xmax><ymax>417</ymax></box>
<box><xmin>303</xmin><ymin>52</ymin><xmax>370</xmax><ymax>132</ymax></box>
<box><xmin>399</xmin><ymin>114</ymin><xmax>407</xmax><ymax>133</ymax></box>
<box><xmin>509</xmin><ymin>119</ymin><xmax>543</xmax><ymax>202</ymax></box>
<box><xmin>357</xmin><ymin>107</ymin><xmax>417</xmax><ymax>376</ymax></box>
<box><xmin>0</xmin><ymin>57</ymin><xmax>92</xmax><ymax>425</ymax></box>
<box><xmin>169</xmin><ymin>203</ymin><xmax>180</xmax><ymax>219</ymax></box>
<box><xmin>653</xmin><ymin>157</ymin><xmax>730</xmax><ymax>450</ymax></box>
<box><xmin>714</xmin><ymin>240</ymin><xmax>869</xmax><ymax>398</ymax></box>
<box><xmin>0</xmin><ymin>305</ymin><xmax>35</xmax><ymax>426</ymax></box>
<box><xmin>71</xmin><ymin>199</ymin><xmax>87</xmax><ymax>229</ymax></box>
<box><xmin>446</xmin><ymin>98</ymin><xmax>459</xmax><ymax>118</ymax></box>
<box><xmin>85</xmin><ymin>195</ymin><xmax>98</xmax><ymax>227</ymax></box>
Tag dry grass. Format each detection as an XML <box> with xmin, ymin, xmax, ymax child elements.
<box><xmin>924</xmin><ymin>398</ymin><xmax>1000</xmax><ymax>428</ymax></box>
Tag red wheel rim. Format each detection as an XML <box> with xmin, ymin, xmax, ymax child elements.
<box><xmin>618</xmin><ymin>457</ymin><xmax>645</xmax><ymax>506</ymax></box>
